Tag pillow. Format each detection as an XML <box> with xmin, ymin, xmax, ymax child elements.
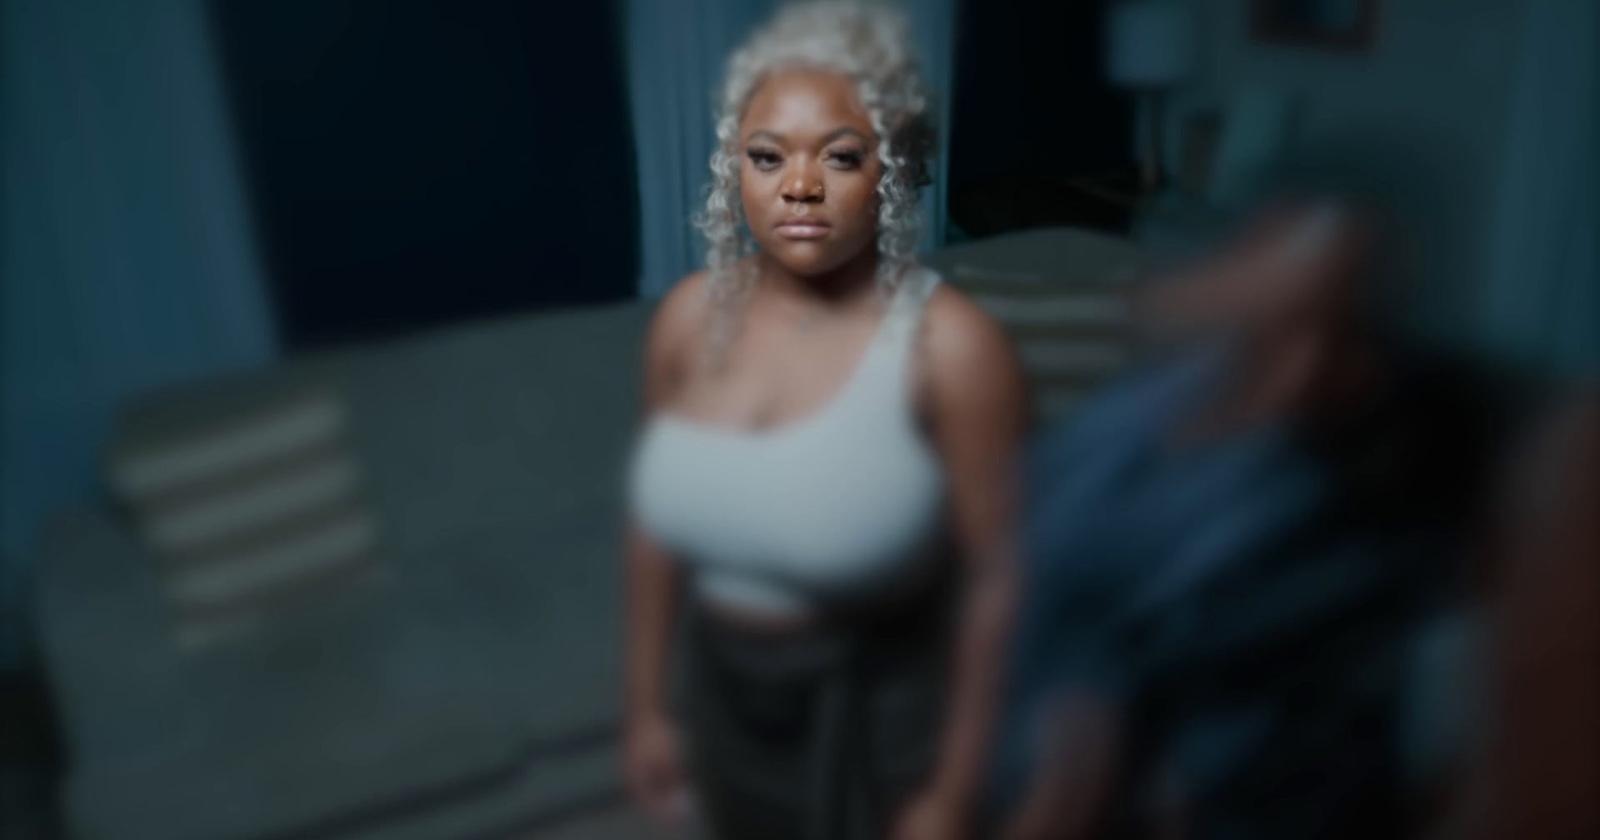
<box><xmin>108</xmin><ymin>382</ymin><xmax>383</xmax><ymax>649</ymax></box>
<box><xmin>951</xmin><ymin>276</ymin><xmax>1135</xmax><ymax>423</ymax></box>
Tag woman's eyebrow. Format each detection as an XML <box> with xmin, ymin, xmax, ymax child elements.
<box><xmin>821</xmin><ymin>127</ymin><xmax>869</xmax><ymax>144</ymax></box>
<box><xmin>743</xmin><ymin>127</ymin><xmax>870</xmax><ymax>146</ymax></box>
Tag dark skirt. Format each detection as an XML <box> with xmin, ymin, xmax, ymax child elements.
<box><xmin>683</xmin><ymin>590</ymin><xmax>951</xmax><ymax>840</ymax></box>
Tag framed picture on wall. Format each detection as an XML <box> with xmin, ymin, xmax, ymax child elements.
<box><xmin>1250</xmin><ymin>0</ymin><xmax>1379</xmax><ymax>52</ymax></box>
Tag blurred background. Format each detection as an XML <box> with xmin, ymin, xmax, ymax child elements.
<box><xmin>1</xmin><ymin>0</ymin><xmax>1594</xmax><ymax>838</ymax></box>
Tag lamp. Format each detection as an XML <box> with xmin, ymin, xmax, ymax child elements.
<box><xmin>1105</xmin><ymin>1</ymin><xmax>1195</xmax><ymax>193</ymax></box>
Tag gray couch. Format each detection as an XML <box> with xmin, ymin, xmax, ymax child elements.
<box><xmin>36</xmin><ymin>301</ymin><xmax>654</xmax><ymax>840</ymax></box>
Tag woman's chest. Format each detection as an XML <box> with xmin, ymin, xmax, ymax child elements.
<box><xmin>630</xmin><ymin>416</ymin><xmax>945</xmax><ymax>576</ymax></box>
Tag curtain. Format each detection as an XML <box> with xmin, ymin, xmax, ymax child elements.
<box><xmin>626</xmin><ymin>0</ymin><xmax>775</xmax><ymax>299</ymax></box>
<box><xmin>626</xmin><ymin>0</ymin><xmax>955</xmax><ymax>300</ymax></box>
<box><xmin>1482</xmin><ymin>0</ymin><xmax>1599</xmax><ymax>377</ymax></box>
<box><xmin>1</xmin><ymin>0</ymin><xmax>276</xmax><ymax>666</ymax></box>
<box><xmin>908</xmin><ymin>0</ymin><xmax>954</xmax><ymax>251</ymax></box>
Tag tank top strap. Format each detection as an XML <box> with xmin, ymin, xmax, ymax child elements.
<box><xmin>849</xmin><ymin>267</ymin><xmax>940</xmax><ymax>409</ymax></box>
<box><xmin>879</xmin><ymin>267</ymin><xmax>940</xmax><ymax>363</ymax></box>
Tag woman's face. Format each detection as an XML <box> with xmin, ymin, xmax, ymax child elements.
<box><xmin>738</xmin><ymin>68</ymin><xmax>882</xmax><ymax>278</ymax></box>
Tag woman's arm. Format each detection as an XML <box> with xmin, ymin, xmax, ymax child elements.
<box><xmin>622</xmin><ymin>519</ymin><xmax>690</xmax><ymax>823</ymax></box>
<box><xmin>622</xmin><ymin>272</ymin><xmax>706</xmax><ymax>823</ymax></box>
<box><xmin>624</xmin><ymin>270</ymin><xmax>702</xmax><ymax>720</ymax></box>
<box><xmin>896</xmin><ymin>288</ymin><xmax>1031</xmax><ymax>837</ymax></box>
<box><xmin>624</xmin><ymin>523</ymin><xmax>681</xmax><ymax>720</ymax></box>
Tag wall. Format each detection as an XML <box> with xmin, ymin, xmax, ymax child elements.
<box><xmin>1178</xmin><ymin>0</ymin><xmax>1528</xmax><ymax>349</ymax></box>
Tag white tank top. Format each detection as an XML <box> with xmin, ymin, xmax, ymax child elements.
<box><xmin>628</xmin><ymin>269</ymin><xmax>946</xmax><ymax>617</ymax></box>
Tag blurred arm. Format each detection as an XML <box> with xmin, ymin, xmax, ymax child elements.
<box><xmin>918</xmin><ymin>287</ymin><xmax>1031</xmax><ymax>818</ymax></box>
<box><xmin>622</xmin><ymin>272</ymin><xmax>705</xmax><ymax>720</ymax></box>
<box><xmin>623</xmin><ymin>522</ymin><xmax>681</xmax><ymax>720</ymax></box>
<box><xmin>1474</xmin><ymin>391</ymin><xmax>1600</xmax><ymax>839</ymax></box>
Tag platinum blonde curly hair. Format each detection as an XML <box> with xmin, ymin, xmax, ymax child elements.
<box><xmin>694</xmin><ymin>1</ymin><xmax>935</xmax><ymax>362</ymax></box>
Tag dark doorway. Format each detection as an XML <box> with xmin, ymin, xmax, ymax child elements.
<box><xmin>948</xmin><ymin>0</ymin><xmax>1135</xmax><ymax>238</ymax></box>
<box><xmin>208</xmin><ymin>0</ymin><xmax>638</xmax><ymax>351</ymax></box>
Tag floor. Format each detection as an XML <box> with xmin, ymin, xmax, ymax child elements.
<box><xmin>524</xmin><ymin>807</ymin><xmax>704</xmax><ymax>840</ymax></box>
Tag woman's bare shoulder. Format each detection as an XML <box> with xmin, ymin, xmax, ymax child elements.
<box><xmin>921</xmin><ymin>282</ymin><xmax>1016</xmax><ymax>370</ymax></box>
<box><xmin>919</xmin><ymin>281</ymin><xmax>1030</xmax><ymax>424</ymax></box>
<box><xmin>642</xmin><ymin>271</ymin><xmax>712</xmax><ymax>404</ymax></box>
<box><xmin>649</xmin><ymin>270</ymin><xmax>712</xmax><ymax>348</ymax></box>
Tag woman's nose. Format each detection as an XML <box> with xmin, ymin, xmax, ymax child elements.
<box><xmin>780</xmin><ymin>161</ymin><xmax>823</xmax><ymax>203</ymax></box>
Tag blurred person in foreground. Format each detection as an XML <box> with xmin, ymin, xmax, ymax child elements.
<box><xmin>994</xmin><ymin>196</ymin><xmax>1503</xmax><ymax>839</ymax></box>
<box><xmin>1457</xmin><ymin>387</ymin><xmax>1598</xmax><ymax>840</ymax></box>
<box><xmin>623</xmin><ymin>4</ymin><xmax>1028</xmax><ymax>839</ymax></box>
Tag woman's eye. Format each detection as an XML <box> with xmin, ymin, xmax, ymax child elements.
<box><xmin>827</xmin><ymin>150</ymin><xmax>865</xmax><ymax>170</ymax></box>
<box><xmin>746</xmin><ymin>150</ymin><xmax>782</xmax><ymax>171</ymax></box>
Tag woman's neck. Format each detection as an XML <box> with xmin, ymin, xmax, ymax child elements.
<box><xmin>756</xmin><ymin>247</ymin><xmax>881</xmax><ymax>310</ymax></box>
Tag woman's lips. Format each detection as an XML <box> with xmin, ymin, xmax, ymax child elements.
<box><xmin>775</xmin><ymin>220</ymin><xmax>831</xmax><ymax>240</ymax></box>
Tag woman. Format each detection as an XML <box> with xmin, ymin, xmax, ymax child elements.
<box><xmin>624</xmin><ymin>4</ymin><xmax>1028</xmax><ymax>839</ymax></box>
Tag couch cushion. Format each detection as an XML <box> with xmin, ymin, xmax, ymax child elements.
<box><xmin>923</xmin><ymin>226</ymin><xmax>1152</xmax><ymax>286</ymax></box>
<box><xmin>325</xmin><ymin>303</ymin><xmax>650</xmax><ymax>568</ymax></box>
<box><xmin>65</xmin><ymin>574</ymin><xmax>526</xmax><ymax>840</ymax></box>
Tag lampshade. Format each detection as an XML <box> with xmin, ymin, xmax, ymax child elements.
<box><xmin>1105</xmin><ymin>0</ymin><xmax>1195</xmax><ymax>88</ymax></box>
